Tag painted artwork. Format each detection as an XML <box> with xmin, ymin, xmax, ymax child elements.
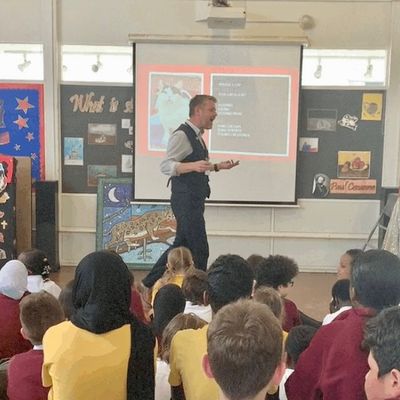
<box><xmin>87</xmin><ymin>165</ymin><xmax>117</xmax><ymax>187</ymax></box>
<box><xmin>148</xmin><ymin>73</ymin><xmax>203</xmax><ymax>151</ymax></box>
<box><xmin>64</xmin><ymin>137</ymin><xmax>84</xmax><ymax>166</ymax></box>
<box><xmin>307</xmin><ymin>109</ymin><xmax>337</xmax><ymax>132</ymax></box>
<box><xmin>0</xmin><ymin>84</ymin><xmax>45</xmax><ymax>181</ymax></box>
<box><xmin>96</xmin><ymin>178</ymin><xmax>176</xmax><ymax>267</ymax></box>
<box><xmin>337</xmin><ymin>151</ymin><xmax>371</xmax><ymax>179</ymax></box>
<box><xmin>361</xmin><ymin>93</ymin><xmax>383</xmax><ymax>121</ymax></box>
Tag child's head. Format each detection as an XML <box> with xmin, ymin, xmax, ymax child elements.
<box><xmin>207</xmin><ymin>254</ymin><xmax>253</xmax><ymax>314</ymax></box>
<box><xmin>285</xmin><ymin>325</ymin><xmax>318</xmax><ymax>368</ymax></box>
<box><xmin>364</xmin><ymin>306</ymin><xmax>400</xmax><ymax>400</ymax></box>
<box><xmin>19</xmin><ymin>291</ymin><xmax>65</xmax><ymax>345</ymax></box>
<box><xmin>18</xmin><ymin>248</ymin><xmax>51</xmax><ymax>279</ymax></box>
<box><xmin>204</xmin><ymin>299</ymin><xmax>285</xmax><ymax>400</ymax></box>
<box><xmin>152</xmin><ymin>284</ymin><xmax>186</xmax><ymax>339</ymax></box>
<box><xmin>58</xmin><ymin>279</ymin><xmax>75</xmax><ymax>320</ymax></box>
<box><xmin>351</xmin><ymin>250</ymin><xmax>400</xmax><ymax>312</ymax></box>
<box><xmin>182</xmin><ymin>268</ymin><xmax>208</xmax><ymax>305</ymax></box>
<box><xmin>167</xmin><ymin>246</ymin><xmax>194</xmax><ymax>275</ymax></box>
<box><xmin>337</xmin><ymin>248</ymin><xmax>363</xmax><ymax>280</ymax></box>
<box><xmin>255</xmin><ymin>255</ymin><xmax>299</xmax><ymax>298</ymax></box>
<box><xmin>253</xmin><ymin>286</ymin><xmax>285</xmax><ymax>324</ymax></box>
<box><xmin>246</xmin><ymin>254</ymin><xmax>264</xmax><ymax>276</ymax></box>
<box><xmin>0</xmin><ymin>259</ymin><xmax>28</xmax><ymax>300</ymax></box>
<box><xmin>161</xmin><ymin>313</ymin><xmax>207</xmax><ymax>363</ymax></box>
<box><xmin>330</xmin><ymin>279</ymin><xmax>351</xmax><ymax>312</ymax></box>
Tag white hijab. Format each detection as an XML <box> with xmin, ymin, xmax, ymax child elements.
<box><xmin>0</xmin><ymin>260</ymin><xmax>28</xmax><ymax>300</ymax></box>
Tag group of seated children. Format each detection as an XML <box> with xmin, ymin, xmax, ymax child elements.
<box><xmin>1</xmin><ymin>244</ymin><xmax>400</xmax><ymax>400</ymax></box>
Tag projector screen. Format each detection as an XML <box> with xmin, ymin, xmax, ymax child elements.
<box><xmin>134</xmin><ymin>43</ymin><xmax>301</xmax><ymax>204</ymax></box>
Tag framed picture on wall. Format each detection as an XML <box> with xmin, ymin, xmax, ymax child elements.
<box><xmin>96</xmin><ymin>178</ymin><xmax>176</xmax><ymax>268</ymax></box>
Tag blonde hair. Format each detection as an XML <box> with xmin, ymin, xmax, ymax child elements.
<box><xmin>161</xmin><ymin>313</ymin><xmax>207</xmax><ymax>362</ymax></box>
<box><xmin>167</xmin><ymin>247</ymin><xmax>194</xmax><ymax>275</ymax></box>
<box><xmin>253</xmin><ymin>286</ymin><xmax>285</xmax><ymax>324</ymax></box>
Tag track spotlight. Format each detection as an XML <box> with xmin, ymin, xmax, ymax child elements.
<box><xmin>314</xmin><ymin>61</ymin><xmax>322</xmax><ymax>79</ymax></box>
<box><xmin>17</xmin><ymin>53</ymin><xmax>31</xmax><ymax>72</ymax></box>
<box><xmin>91</xmin><ymin>55</ymin><xmax>102</xmax><ymax>73</ymax></box>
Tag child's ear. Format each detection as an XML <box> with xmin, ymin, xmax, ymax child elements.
<box><xmin>270</xmin><ymin>359</ymin><xmax>286</xmax><ymax>387</ymax></box>
<box><xmin>388</xmin><ymin>369</ymin><xmax>400</xmax><ymax>397</ymax></box>
<box><xmin>203</xmin><ymin>291</ymin><xmax>209</xmax><ymax>306</ymax></box>
<box><xmin>202</xmin><ymin>354</ymin><xmax>214</xmax><ymax>379</ymax></box>
<box><xmin>20</xmin><ymin>327</ymin><xmax>28</xmax><ymax>340</ymax></box>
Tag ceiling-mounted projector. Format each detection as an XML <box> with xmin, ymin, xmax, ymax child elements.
<box><xmin>207</xmin><ymin>6</ymin><xmax>246</xmax><ymax>29</ymax></box>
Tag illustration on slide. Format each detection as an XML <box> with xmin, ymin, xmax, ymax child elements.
<box><xmin>148</xmin><ymin>73</ymin><xmax>203</xmax><ymax>151</ymax></box>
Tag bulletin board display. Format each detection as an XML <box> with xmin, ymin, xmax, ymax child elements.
<box><xmin>60</xmin><ymin>84</ymin><xmax>134</xmax><ymax>193</ymax></box>
<box><xmin>296</xmin><ymin>89</ymin><xmax>384</xmax><ymax>200</ymax></box>
<box><xmin>0</xmin><ymin>83</ymin><xmax>45</xmax><ymax>181</ymax></box>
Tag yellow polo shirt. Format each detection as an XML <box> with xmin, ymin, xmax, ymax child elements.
<box><xmin>42</xmin><ymin>321</ymin><xmax>131</xmax><ymax>400</ymax></box>
<box><xmin>169</xmin><ymin>325</ymin><xmax>218</xmax><ymax>400</ymax></box>
<box><xmin>151</xmin><ymin>274</ymin><xmax>185</xmax><ymax>306</ymax></box>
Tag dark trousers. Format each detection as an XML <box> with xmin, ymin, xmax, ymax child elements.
<box><xmin>142</xmin><ymin>192</ymin><xmax>209</xmax><ymax>288</ymax></box>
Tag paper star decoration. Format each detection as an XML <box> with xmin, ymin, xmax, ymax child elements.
<box><xmin>13</xmin><ymin>115</ymin><xmax>29</xmax><ymax>130</ymax></box>
<box><xmin>25</xmin><ymin>132</ymin><xmax>34</xmax><ymax>142</ymax></box>
<box><xmin>14</xmin><ymin>144</ymin><xmax>21</xmax><ymax>151</ymax></box>
<box><xmin>15</xmin><ymin>97</ymin><xmax>34</xmax><ymax>114</ymax></box>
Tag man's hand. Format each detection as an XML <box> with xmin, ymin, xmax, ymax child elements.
<box><xmin>176</xmin><ymin>160</ymin><xmax>212</xmax><ymax>175</ymax></box>
<box><xmin>218</xmin><ymin>160</ymin><xmax>240</xmax><ymax>170</ymax></box>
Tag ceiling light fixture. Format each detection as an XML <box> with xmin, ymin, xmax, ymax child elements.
<box><xmin>314</xmin><ymin>59</ymin><xmax>322</xmax><ymax>79</ymax></box>
<box><xmin>17</xmin><ymin>53</ymin><xmax>31</xmax><ymax>72</ymax></box>
<box><xmin>364</xmin><ymin>60</ymin><xmax>373</xmax><ymax>78</ymax></box>
<box><xmin>91</xmin><ymin>55</ymin><xmax>102</xmax><ymax>73</ymax></box>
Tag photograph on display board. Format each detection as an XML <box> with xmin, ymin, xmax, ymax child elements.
<box><xmin>0</xmin><ymin>84</ymin><xmax>45</xmax><ymax>181</ymax></box>
<box><xmin>96</xmin><ymin>178</ymin><xmax>176</xmax><ymax>267</ymax></box>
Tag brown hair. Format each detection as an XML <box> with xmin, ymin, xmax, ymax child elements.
<box><xmin>189</xmin><ymin>95</ymin><xmax>217</xmax><ymax>117</ymax></box>
<box><xmin>207</xmin><ymin>299</ymin><xmax>283</xmax><ymax>400</ymax></box>
<box><xmin>58</xmin><ymin>279</ymin><xmax>75</xmax><ymax>320</ymax></box>
<box><xmin>253</xmin><ymin>286</ymin><xmax>285</xmax><ymax>324</ymax></box>
<box><xmin>167</xmin><ymin>246</ymin><xmax>194</xmax><ymax>275</ymax></box>
<box><xmin>246</xmin><ymin>254</ymin><xmax>264</xmax><ymax>275</ymax></box>
<box><xmin>182</xmin><ymin>269</ymin><xmax>208</xmax><ymax>305</ymax></box>
<box><xmin>161</xmin><ymin>313</ymin><xmax>207</xmax><ymax>363</ymax></box>
<box><xmin>19</xmin><ymin>292</ymin><xmax>65</xmax><ymax>344</ymax></box>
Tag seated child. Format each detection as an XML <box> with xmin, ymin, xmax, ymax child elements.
<box><xmin>279</xmin><ymin>325</ymin><xmax>318</xmax><ymax>400</ymax></box>
<box><xmin>203</xmin><ymin>299</ymin><xmax>285</xmax><ymax>400</ymax></box>
<box><xmin>337</xmin><ymin>248</ymin><xmax>363</xmax><ymax>280</ymax></box>
<box><xmin>128</xmin><ymin>271</ymin><xmax>147</xmax><ymax>324</ymax></box>
<box><xmin>253</xmin><ymin>286</ymin><xmax>287</xmax><ymax>398</ymax></box>
<box><xmin>152</xmin><ymin>284</ymin><xmax>186</xmax><ymax>349</ymax></box>
<box><xmin>156</xmin><ymin>313</ymin><xmax>207</xmax><ymax>400</ymax></box>
<box><xmin>7</xmin><ymin>292</ymin><xmax>65</xmax><ymax>400</ymax></box>
<box><xmin>58</xmin><ymin>279</ymin><xmax>75</xmax><ymax>320</ymax></box>
<box><xmin>0</xmin><ymin>260</ymin><xmax>32</xmax><ymax>360</ymax></box>
<box><xmin>364</xmin><ymin>306</ymin><xmax>400</xmax><ymax>400</ymax></box>
<box><xmin>255</xmin><ymin>255</ymin><xmax>301</xmax><ymax>332</ymax></box>
<box><xmin>253</xmin><ymin>286</ymin><xmax>285</xmax><ymax>328</ymax></box>
<box><xmin>18</xmin><ymin>249</ymin><xmax>61</xmax><ymax>299</ymax></box>
<box><xmin>246</xmin><ymin>254</ymin><xmax>264</xmax><ymax>276</ymax></box>
<box><xmin>322</xmin><ymin>279</ymin><xmax>352</xmax><ymax>325</ymax></box>
<box><xmin>182</xmin><ymin>269</ymin><xmax>212</xmax><ymax>323</ymax></box>
<box><xmin>151</xmin><ymin>246</ymin><xmax>194</xmax><ymax>306</ymax></box>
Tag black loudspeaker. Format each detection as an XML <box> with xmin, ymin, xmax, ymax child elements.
<box><xmin>35</xmin><ymin>181</ymin><xmax>60</xmax><ymax>271</ymax></box>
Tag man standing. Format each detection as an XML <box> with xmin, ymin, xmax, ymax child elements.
<box><xmin>142</xmin><ymin>95</ymin><xmax>239</xmax><ymax>289</ymax></box>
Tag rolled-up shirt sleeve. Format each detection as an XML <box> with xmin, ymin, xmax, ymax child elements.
<box><xmin>160</xmin><ymin>130</ymin><xmax>192</xmax><ymax>176</ymax></box>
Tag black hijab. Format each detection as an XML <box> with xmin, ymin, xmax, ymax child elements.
<box><xmin>71</xmin><ymin>251</ymin><xmax>155</xmax><ymax>400</ymax></box>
